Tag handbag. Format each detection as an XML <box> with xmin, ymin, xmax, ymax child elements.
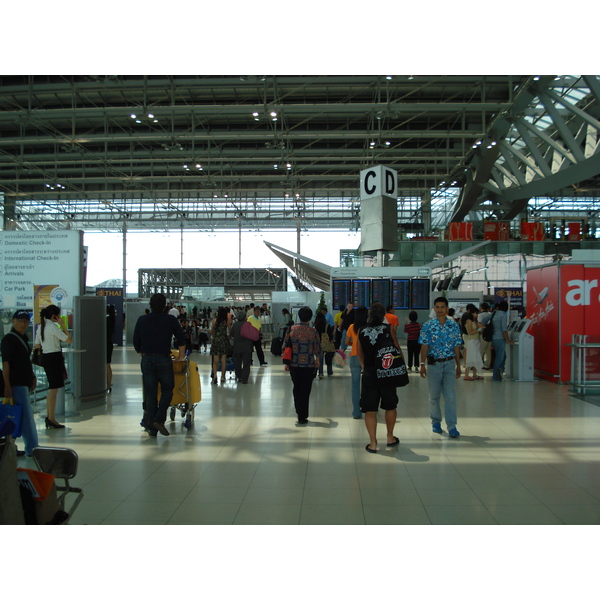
<box><xmin>240</xmin><ymin>320</ymin><xmax>260</xmax><ymax>342</ymax></box>
<box><xmin>0</xmin><ymin>398</ymin><xmax>22</xmax><ymax>438</ymax></box>
<box><xmin>333</xmin><ymin>349</ymin><xmax>346</xmax><ymax>369</ymax></box>
<box><xmin>321</xmin><ymin>332</ymin><xmax>335</xmax><ymax>354</ymax></box>
<box><xmin>282</xmin><ymin>346</ymin><xmax>293</xmax><ymax>365</ymax></box>
<box><xmin>32</xmin><ymin>348</ymin><xmax>44</xmax><ymax>367</ymax></box>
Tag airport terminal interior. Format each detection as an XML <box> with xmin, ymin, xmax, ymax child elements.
<box><xmin>3</xmin><ymin>74</ymin><xmax>600</xmax><ymax>537</ymax></box>
<box><xmin>19</xmin><ymin>345</ymin><xmax>600</xmax><ymax>526</ymax></box>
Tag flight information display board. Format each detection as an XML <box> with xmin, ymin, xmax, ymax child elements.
<box><xmin>353</xmin><ymin>279</ymin><xmax>371</xmax><ymax>308</ymax></box>
<box><xmin>332</xmin><ymin>279</ymin><xmax>351</xmax><ymax>309</ymax></box>
<box><xmin>411</xmin><ymin>279</ymin><xmax>430</xmax><ymax>310</ymax></box>
<box><xmin>391</xmin><ymin>279</ymin><xmax>410</xmax><ymax>310</ymax></box>
<box><xmin>371</xmin><ymin>279</ymin><xmax>391</xmax><ymax>307</ymax></box>
<box><xmin>333</xmin><ymin>277</ymin><xmax>431</xmax><ymax>311</ymax></box>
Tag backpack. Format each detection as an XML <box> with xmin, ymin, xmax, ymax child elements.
<box><xmin>481</xmin><ymin>312</ymin><xmax>495</xmax><ymax>342</ymax></box>
<box><xmin>362</xmin><ymin>324</ymin><xmax>409</xmax><ymax>388</ymax></box>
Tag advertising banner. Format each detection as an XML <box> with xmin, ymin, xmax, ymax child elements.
<box><xmin>484</xmin><ymin>221</ymin><xmax>510</xmax><ymax>241</ymax></box>
<box><xmin>494</xmin><ymin>287</ymin><xmax>524</xmax><ymax>316</ymax></box>
<box><xmin>0</xmin><ymin>231</ymin><xmax>82</xmax><ymax>310</ymax></box>
<box><xmin>521</xmin><ymin>221</ymin><xmax>546</xmax><ymax>241</ymax></box>
<box><xmin>559</xmin><ymin>264</ymin><xmax>600</xmax><ymax>383</ymax></box>
<box><xmin>447</xmin><ymin>222</ymin><xmax>473</xmax><ymax>241</ymax></box>
<box><xmin>567</xmin><ymin>222</ymin><xmax>582</xmax><ymax>241</ymax></box>
<box><xmin>526</xmin><ymin>265</ymin><xmax>560</xmax><ymax>381</ymax></box>
<box><xmin>527</xmin><ymin>264</ymin><xmax>600</xmax><ymax>383</ymax></box>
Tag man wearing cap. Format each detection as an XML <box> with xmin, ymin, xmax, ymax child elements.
<box><xmin>1</xmin><ymin>310</ymin><xmax>39</xmax><ymax>457</ymax></box>
<box><xmin>133</xmin><ymin>293</ymin><xmax>186</xmax><ymax>437</ymax></box>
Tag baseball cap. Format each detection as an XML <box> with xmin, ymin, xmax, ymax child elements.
<box><xmin>12</xmin><ymin>310</ymin><xmax>31</xmax><ymax>321</ymax></box>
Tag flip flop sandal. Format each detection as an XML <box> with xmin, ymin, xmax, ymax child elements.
<box><xmin>386</xmin><ymin>436</ymin><xmax>400</xmax><ymax>449</ymax></box>
<box><xmin>464</xmin><ymin>376</ymin><xmax>474</xmax><ymax>381</ymax></box>
<box><xmin>475</xmin><ymin>376</ymin><xmax>484</xmax><ymax>380</ymax></box>
<box><xmin>365</xmin><ymin>444</ymin><xmax>378</xmax><ymax>454</ymax></box>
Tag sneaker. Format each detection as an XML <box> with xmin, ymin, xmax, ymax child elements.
<box><xmin>449</xmin><ymin>427</ymin><xmax>460</xmax><ymax>438</ymax></box>
<box><xmin>432</xmin><ymin>422</ymin><xmax>443</xmax><ymax>434</ymax></box>
<box><xmin>414</xmin><ymin>367</ymin><xmax>419</xmax><ymax>373</ymax></box>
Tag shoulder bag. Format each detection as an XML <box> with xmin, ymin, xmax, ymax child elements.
<box><xmin>0</xmin><ymin>398</ymin><xmax>22</xmax><ymax>438</ymax></box>
<box><xmin>240</xmin><ymin>320</ymin><xmax>260</xmax><ymax>342</ymax></box>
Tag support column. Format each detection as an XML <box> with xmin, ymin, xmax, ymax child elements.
<box><xmin>122</xmin><ymin>220</ymin><xmax>127</xmax><ymax>299</ymax></box>
<box><xmin>421</xmin><ymin>190</ymin><xmax>432</xmax><ymax>235</ymax></box>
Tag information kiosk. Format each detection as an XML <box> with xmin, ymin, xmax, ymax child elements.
<box><xmin>506</xmin><ymin>318</ymin><xmax>535</xmax><ymax>382</ymax></box>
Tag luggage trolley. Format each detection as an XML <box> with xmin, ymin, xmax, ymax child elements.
<box><xmin>169</xmin><ymin>358</ymin><xmax>202</xmax><ymax>429</ymax></box>
<box><xmin>141</xmin><ymin>355</ymin><xmax>202</xmax><ymax>432</ymax></box>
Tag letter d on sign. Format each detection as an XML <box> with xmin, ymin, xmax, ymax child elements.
<box><xmin>385</xmin><ymin>169</ymin><xmax>396</xmax><ymax>196</ymax></box>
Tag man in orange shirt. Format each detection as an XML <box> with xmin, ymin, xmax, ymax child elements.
<box><xmin>385</xmin><ymin>305</ymin><xmax>399</xmax><ymax>335</ymax></box>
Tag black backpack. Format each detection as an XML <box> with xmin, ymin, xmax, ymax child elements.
<box><xmin>481</xmin><ymin>312</ymin><xmax>495</xmax><ymax>342</ymax></box>
<box><xmin>362</xmin><ymin>324</ymin><xmax>409</xmax><ymax>388</ymax></box>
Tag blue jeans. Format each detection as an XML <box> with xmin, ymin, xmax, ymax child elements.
<box><xmin>318</xmin><ymin>352</ymin><xmax>333</xmax><ymax>376</ymax></box>
<box><xmin>349</xmin><ymin>355</ymin><xmax>362</xmax><ymax>418</ymax></box>
<box><xmin>12</xmin><ymin>385</ymin><xmax>39</xmax><ymax>455</ymax></box>
<box><xmin>426</xmin><ymin>360</ymin><xmax>458</xmax><ymax>430</ymax></box>
<box><xmin>340</xmin><ymin>329</ymin><xmax>348</xmax><ymax>351</ymax></box>
<box><xmin>141</xmin><ymin>355</ymin><xmax>174</xmax><ymax>431</ymax></box>
<box><xmin>492</xmin><ymin>338</ymin><xmax>506</xmax><ymax>381</ymax></box>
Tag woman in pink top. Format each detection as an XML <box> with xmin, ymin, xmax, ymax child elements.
<box><xmin>345</xmin><ymin>306</ymin><xmax>368</xmax><ymax>419</ymax></box>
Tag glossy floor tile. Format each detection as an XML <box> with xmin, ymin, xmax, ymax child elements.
<box><xmin>19</xmin><ymin>345</ymin><xmax>600</xmax><ymax>525</ymax></box>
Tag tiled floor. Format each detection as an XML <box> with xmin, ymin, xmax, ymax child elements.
<box><xmin>20</xmin><ymin>346</ymin><xmax>600</xmax><ymax>525</ymax></box>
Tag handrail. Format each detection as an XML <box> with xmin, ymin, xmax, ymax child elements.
<box><xmin>569</xmin><ymin>334</ymin><xmax>600</xmax><ymax>395</ymax></box>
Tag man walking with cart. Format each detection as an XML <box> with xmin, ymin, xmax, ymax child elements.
<box><xmin>134</xmin><ymin>293</ymin><xmax>186</xmax><ymax>437</ymax></box>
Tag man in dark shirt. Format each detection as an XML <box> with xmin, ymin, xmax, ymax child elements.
<box><xmin>1</xmin><ymin>310</ymin><xmax>38</xmax><ymax>456</ymax></box>
<box><xmin>133</xmin><ymin>293</ymin><xmax>186</xmax><ymax>437</ymax></box>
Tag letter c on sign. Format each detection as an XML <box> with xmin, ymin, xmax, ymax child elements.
<box><xmin>364</xmin><ymin>171</ymin><xmax>376</xmax><ymax>195</ymax></box>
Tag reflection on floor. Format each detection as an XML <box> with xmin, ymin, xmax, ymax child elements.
<box><xmin>21</xmin><ymin>346</ymin><xmax>600</xmax><ymax>525</ymax></box>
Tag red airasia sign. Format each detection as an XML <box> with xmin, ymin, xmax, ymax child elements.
<box><xmin>447</xmin><ymin>222</ymin><xmax>473</xmax><ymax>241</ymax></box>
<box><xmin>527</xmin><ymin>264</ymin><xmax>600</xmax><ymax>383</ymax></box>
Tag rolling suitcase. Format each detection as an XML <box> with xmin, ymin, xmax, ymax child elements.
<box><xmin>270</xmin><ymin>336</ymin><xmax>283</xmax><ymax>356</ymax></box>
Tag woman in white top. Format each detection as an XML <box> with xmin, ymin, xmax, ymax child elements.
<box><xmin>34</xmin><ymin>304</ymin><xmax>72</xmax><ymax>428</ymax></box>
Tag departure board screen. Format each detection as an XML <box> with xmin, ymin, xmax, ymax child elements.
<box><xmin>410</xmin><ymin>279</ymin><xmax>430</xmax><ymax>310</ymax></box>
<box><xmin>352</xmin><ymin>279</ymin><xmax>371</xmax><ymax>308</ymax></box>
<box><xmin>332</xmin><ymin>279</ymin><xmax>351</xmax><ymax>309</ymax></box>
<box><xmin>371</xmin><ymin>279</ymin><xmax>391</xmax><ymax>307</ymax></box>
<box><xmin>391</xmin><ymin>279</ymin><xmax>410</xmax><ymax>310</ymax></box>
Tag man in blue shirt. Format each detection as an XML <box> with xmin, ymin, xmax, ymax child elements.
<box><xmin>418</xmin><ymin>296</ymin><xmax>463</xmax><ymax>438</ymax></box>
<box><xmin>321</xmin><ymin>307</ymin><xmax>335</xmax><ymax>329</ymax></box>
<box><xmin>134</xmin><ymin>293</ymin><xmax>185</xmax><ymax>437</ymax></box>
